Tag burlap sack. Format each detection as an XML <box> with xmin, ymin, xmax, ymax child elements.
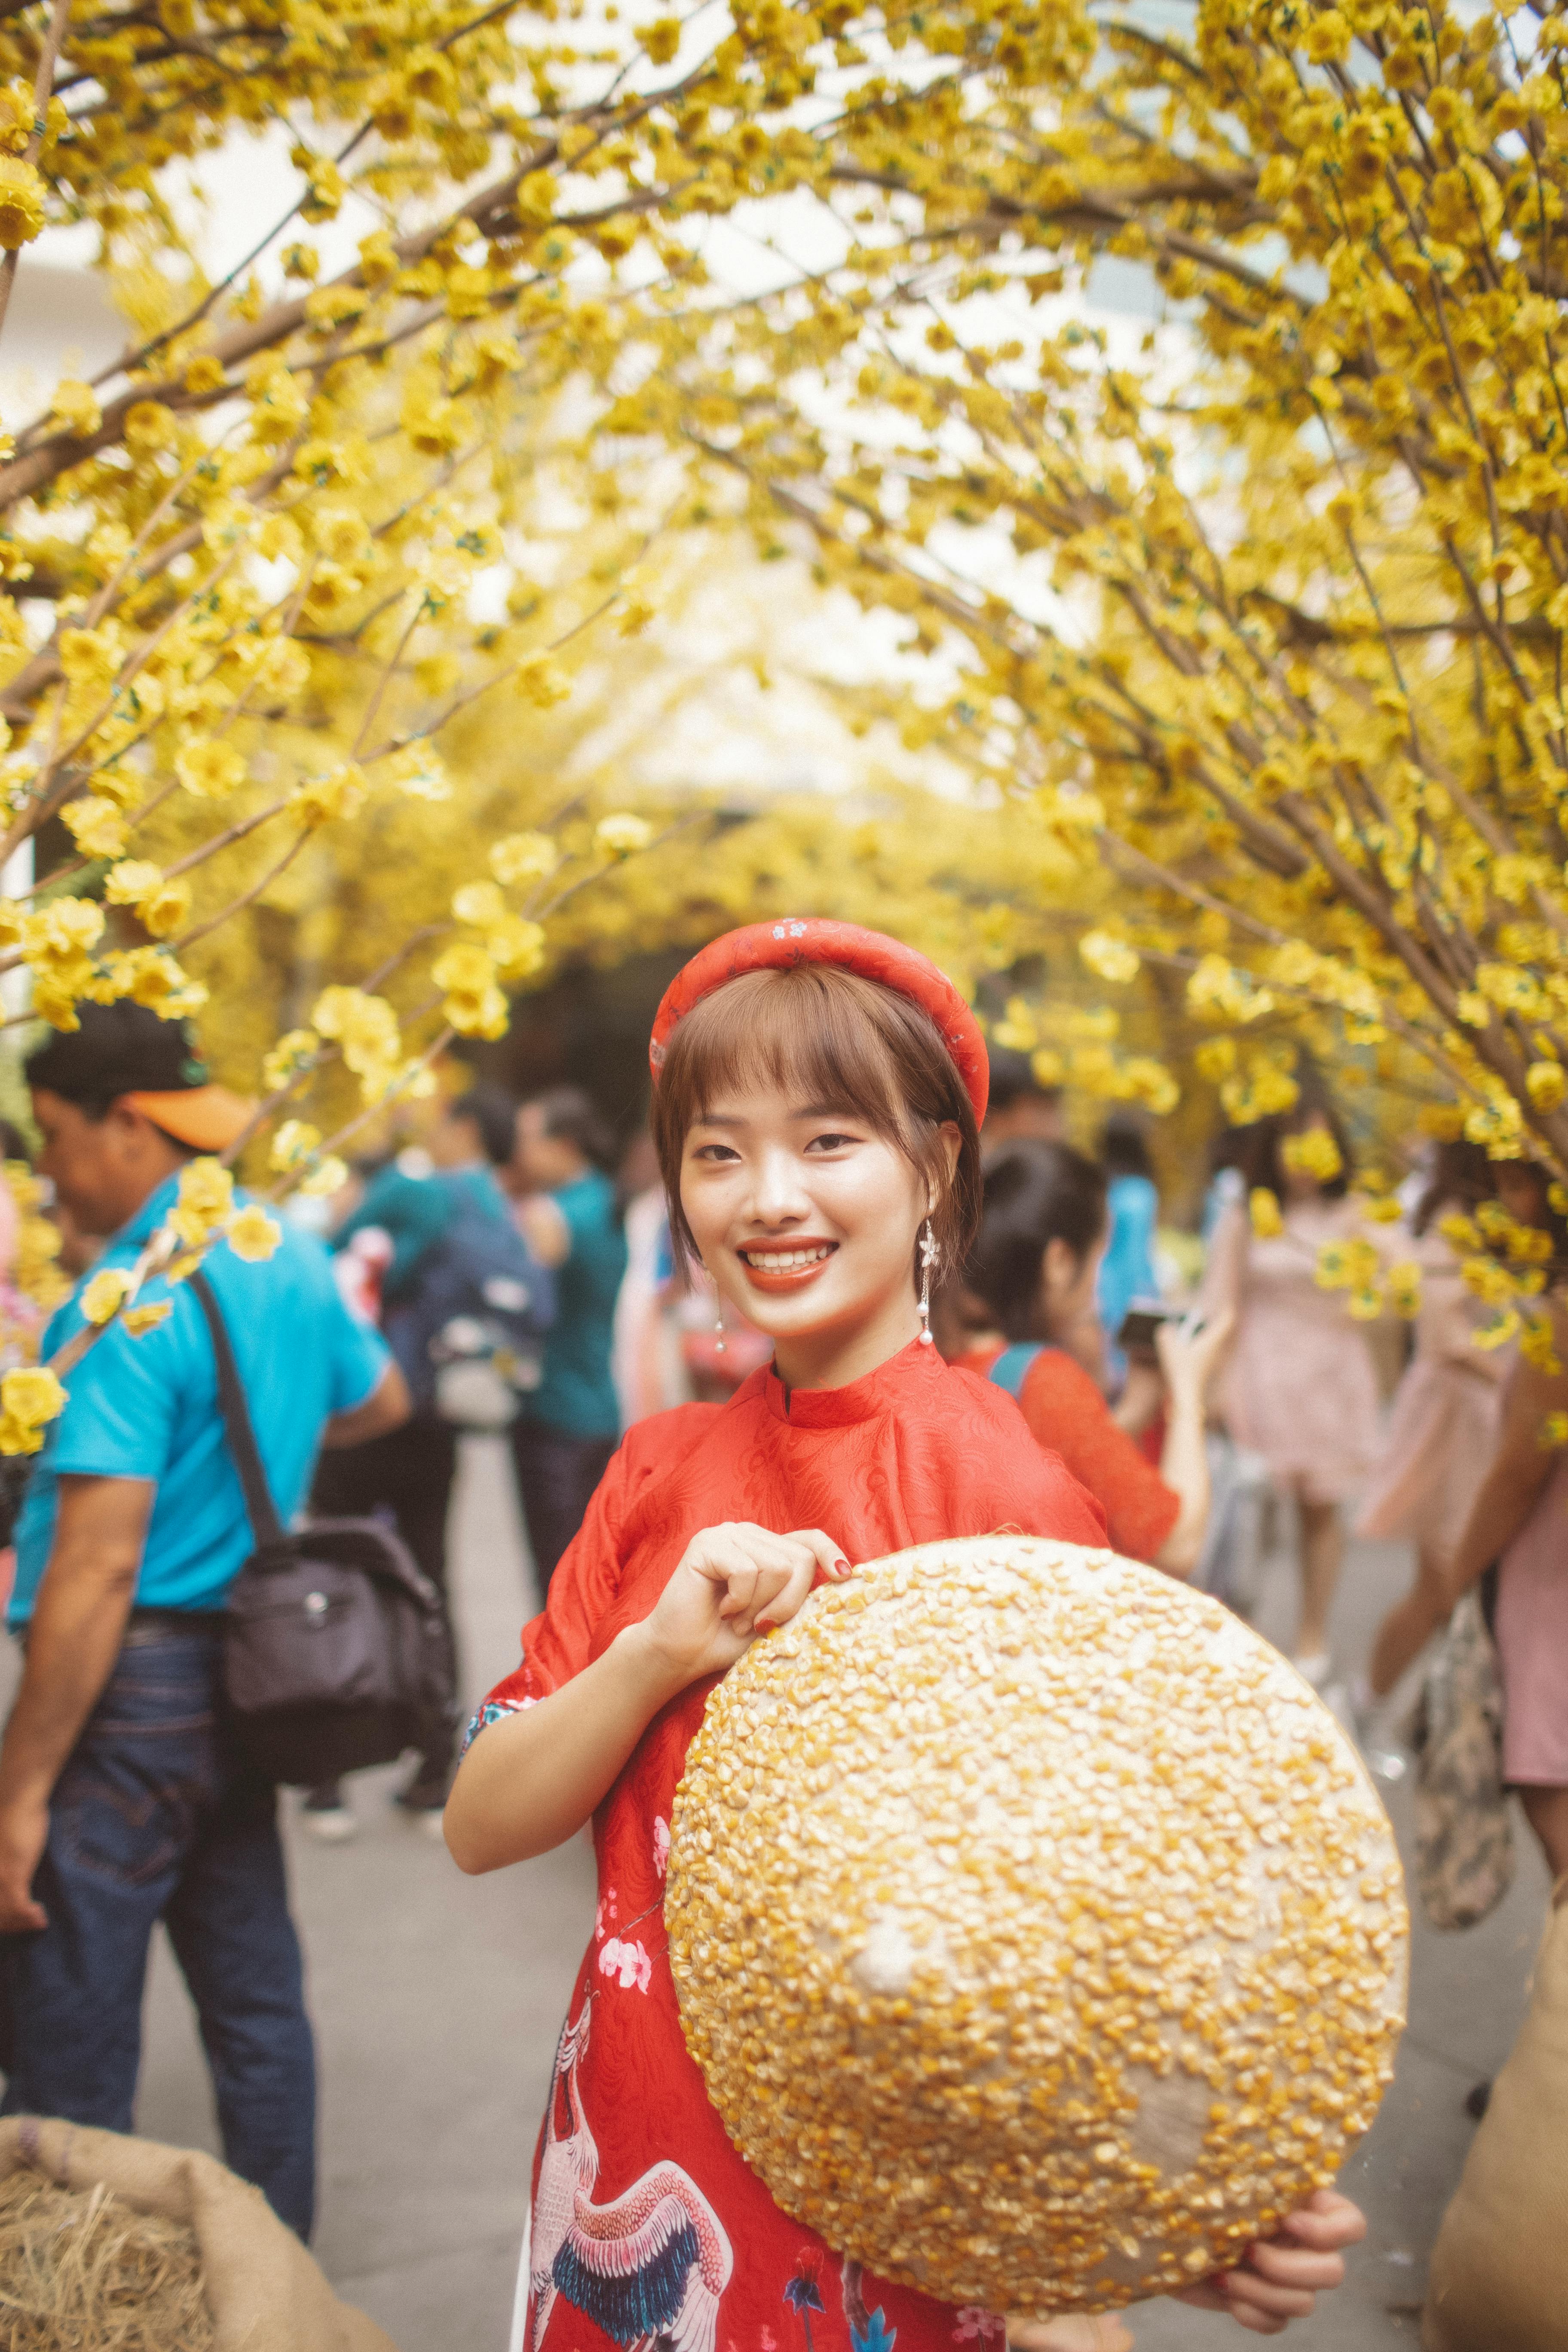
<box><xmin>1423</xmin><ymin>1875</ymin><xmax>1568</xmax><ymax>2352</ymax></box>
<box><xmin>0</xmin><ymin>2116</ymin><xmax>401</xmax><ymax>2352</ymax></box>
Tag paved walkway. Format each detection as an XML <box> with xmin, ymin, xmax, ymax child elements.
<box><xmin>96</xmin><ymin>1444</ymin><xmax>1553</xmax><ymax>2346</ymax></box>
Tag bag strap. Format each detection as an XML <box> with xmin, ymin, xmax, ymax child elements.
<box><xmin>988</xmin><ymin>1341</ymin><xmax>1049</xmax><ymax>1399</ymax></box>
<box><xmin>189</xmin><ymin>1268</ymin><xmax>286</xmax><ymax>1548</ymax></box>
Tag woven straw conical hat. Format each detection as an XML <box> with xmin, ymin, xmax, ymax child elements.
<box><xmin>668</xmin><ymin>1537</ymin><xmax>1406</xmax><ymax>2320</ymax></box>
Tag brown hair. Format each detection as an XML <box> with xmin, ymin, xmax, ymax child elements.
<box><xmin>650</xmin><ymin>962</ymin><xmax>981</xmax><ymax>1283</ymax></box>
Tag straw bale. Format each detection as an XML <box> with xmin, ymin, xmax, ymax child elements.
<box><xmin>0</xmin><ymin>2170</ymin><xmax>214</xmax><ymax>2351</ymax></box>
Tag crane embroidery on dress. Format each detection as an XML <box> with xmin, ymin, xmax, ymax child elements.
<box><xmin>530</xmin><ymin>1996</ymin><xmax>734</xmax><ymax>2352</ymax></box>
<box><xmin>841</xmin><ymin>2257</ymin><xmax>898</xmax><ymax>2352</ymax></box>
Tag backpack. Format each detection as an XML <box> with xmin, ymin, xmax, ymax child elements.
<box><xmin>986</xmin><ymin>1342</ymin><xmax>1051</xmax><ymax>1398</ymax></box>
<box><xmin>381</xmin><ymin>1169</ymin><xmax>555</xmax><ymax>1428</ymax></box>
<box><xmin>191</xmin><ymin>1271</ymin><xmax>454</xmax><ymax>1787</ymax></box>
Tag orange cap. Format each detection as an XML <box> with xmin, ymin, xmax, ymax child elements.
<box><xmin>123</xmin><ymin>1086</ymin><xmax>256</xmax><ymax>1153</ymax></box>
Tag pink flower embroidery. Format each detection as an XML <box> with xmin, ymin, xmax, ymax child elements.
<box><xmin>952</xmin><ymin>2315</ymin><xmax>1001</xmax><ymax>2348</ymax></box>
<box><xmin>597</xmin><ymin>1936</ymin><xmax>653</xmax><ymax>1993</ymax></box>
<box><xmin>594</xmin><ymin>1887</ymin><xmax>619</xmax><ymax>1942</ymax></box>
<box><xmin>653</xmin><ymin>1816</ymin><xmax>671</xmax><ymax>1878</ymax></box>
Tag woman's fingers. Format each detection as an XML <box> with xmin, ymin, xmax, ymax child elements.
<box><xmin>1233</xmin><ymin>2241</ymin><xmax>1348</xmax><ymax>2292</ymax></box>
<box><xmin>790</xmin><ymin>1527</ymin><xmax>854</xmax><ymax>1583</ymax></box>
<box><xmin>1277</xmin><ymin>2188</ymin><xmax>1366</xmax><ymax>2252</ymax></box>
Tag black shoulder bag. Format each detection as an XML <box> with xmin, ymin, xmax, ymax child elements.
<box><xmin>190</xmin><ymin>1271</ymin><xmax>453</xmax><ymax>1787</ymax></box>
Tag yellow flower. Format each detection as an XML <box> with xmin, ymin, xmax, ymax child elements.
<box><xmin>104</xmin><ymin>860</ymin><xmax>164</xmax><ymax>908</ymax></box>
<box><xmin>175</xmin><ymin>738</ymin><xmax>246</xmax><ymax>799</ymax></box>
<box><xmin>298</xmin><ymin>1155</ymin><xmax>349</xmax><ymax>1198</ymax></box>
<box><xmin>1</xmin><ymin>1365</ymin><xmax>66</xmax><ymax>1439</ymax></box>
<box><xmin>486</xmin><ymin>915</ymin><xmax>547</xmax><ymax>980</ymax></box>
<box><xmin>1386</xmin><ymin>1261</ymin><xmax>1422</xmax><ymax>1318</ymax></box>
<box><xmin>0</xmin><ymin>157</ymin><xmax>46</xmax><ymax>248</ymax></box>
<box><xmin>496</xmin><ymin>837</ymin><xmax>564</xmax><ymax>889</ymax></box>
<box><xmin>1520</xmin><ymin>1311</ymin><xmax>1564</xmax><ymax>1376</ymax></box>
<box><xmin>595</xmin><ymin>812</ymin><xmax>653</xmax><ymax>857</ymax></box>
<box><xmin>227</xmin><ymin>1204</ymin><xmax>282</xmax><ymax>1263</ymax></box>
<box><xmin>1362</xmin><ymin>1194</ymin><xmax>1404</xmax><ymax>1224</ymax></box>
<box><xmin>62</xmin><ymin>795</ymin><xmax>129</xmax><ymax>861</ymax></box>
<box><xmin>291</xmin><ymin>763</ymin><xmax>367</xmax><ymax>828</ymax></box>
<box><xmin>1462</xmin><ymin>1255</ymin><xmax>1517</xmax><ymax>1308</ymax></box>
<box><xmin>50</xmin><ymin>379</ymin><xmax>101</xmax><ymax>437</ymax></box>
<box><xmin>270</xmin><ymin>1119</ymin><xmax>322</xmax><ymax>1173</ymax></box>
<box><xmin>1473</xmin><ymin>1311</ymin><xmax>1522</xmax><ymax>1352</ymax></box>
<box><xmin>514</xmin><ymin>653</ymin><xmax>571</xmax><ymax>707</ymax></box>
<box><xmin>1439</xmin><ymin>1213</ymin><xmax>1481</xmax><ymax>1253</ymax></box>
<box><xmin>1249</xmin><ymin>1188</ymin><xmax>1283</xmax><ymax>1238</ymax></box>
<box><xmin>1282</xmin><ymin>1127</ymin><xmax>1344</xmax><ymax>1184</ymax></box>
<box><xmin>263</xmin><ymin>1029</ymin><xmax>319</xmax><ymax>1092</ymax></box>
<box><xmin>453</xmin><ymin>880</ymin><xmax>507</xmax><ymax>928</ymax></box>
<box><xmin>123</xmin><ymin>1301</ymin><xmax>173</xmax><ymax>1337</ymax></box>
<box><xmin>1194</xmin><ymin>1037</ymin><xmax>1237</xmax><ymax>1082</ymax></box>
<box><xmin>1539</xmin><ymin>1411</ymin><xmax>1568</xmax><ymax>1450</ymax></box>
<box><xmin>177</xmin><ymin>1158</ymin><xmax>235</xmax><ymax>1232</ymax></box>
<box><xmin>1078</xmin><ymin>930</ymin><xmax>1140</xmax><ymax>984</ymax></box>
<box><xmin>1527</xmin><ymin>1061</ymin><xmax>1567</xmax><ymax>1113</ymax></box>
<box><xmin>1347</xmin><ymin>1288</ymin><xmax>1383</xmax><ymax>1321</ymax></box>
<box><xmin>81</xmin><ymin>1268</ymin><xmax>133</xmax><ymax>1325</ymax></box>
<box><xmin>138</xmin><ymin>876</ymin><xmax>192</xmax><ymax>940</ymax></box>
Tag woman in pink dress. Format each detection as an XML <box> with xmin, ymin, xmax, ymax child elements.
<box><xmin>1202</xmin><ymin>1086</ymin><xmax>1382</xmax><ymax>1683</ymax></box>
<box><xmin>445</xmin><ymin>920</ymin><xmax>1365</xmax><ymax>2352</ymax></box>
<box><xmin>1443</xmin><ymin>1164</ymin><xmax>1568</xmax><ymax>1883</ymax></box>
<box><xmin>1357</xmin><ymin>1145</ymin><xmax>1506</xmax><ymax>1703</ymax></box>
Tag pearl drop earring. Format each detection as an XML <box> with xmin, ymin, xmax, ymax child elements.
<box><xmin>917</xmin><ymin>1218</ymin><xmax>940</xmax><ymax>1345</ymax></box>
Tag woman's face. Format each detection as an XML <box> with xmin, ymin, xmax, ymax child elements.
<box><xmin>1040</xmin><ymin>1229</ymin><xmax>1107</xmax><ymax>1338</ymax></box>
<box><xmin>1496</xmin><ymin>1161</ymin><xmax>1549</xmax><ymax>1228</ymax></box>
<box><xmin>680</xmin><ymin>1083</ymin><xmax>950</xmax><ymax>1380</ymax></box>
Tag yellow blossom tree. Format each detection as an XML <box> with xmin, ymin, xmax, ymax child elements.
<box><xmin>636</xmin><ymin>0</ymin><xmax>1568</xmax><ymax>1184</ymax></box>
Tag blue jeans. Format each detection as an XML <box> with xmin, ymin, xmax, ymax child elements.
<box><xmin>0</xmin><ymin>1622</ymin><xmax>316</xmax><ymax>2237</ymax></box>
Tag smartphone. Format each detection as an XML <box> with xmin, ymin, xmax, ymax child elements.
<box><xmin>1117</xmin><ymin>1298</ymin><xmax>1172</xmax><ymax>1351</ymax></box>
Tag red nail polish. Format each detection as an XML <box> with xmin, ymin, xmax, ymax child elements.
<box><xmin>835</xmin><ymin>1557</ymin><xmax>850</xmax><ymax>1575</ymax></box>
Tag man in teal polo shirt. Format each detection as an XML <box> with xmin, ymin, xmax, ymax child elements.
<box><xmin>0</xmin><ymin>1002</ymin><xmax>407</xmax><ymax>2238</ymax></box>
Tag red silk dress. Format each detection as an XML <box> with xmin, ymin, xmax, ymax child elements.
<box><xmin>470</xmin><ymin>1339</ymin><xmax>1106</xmax><ymax>2352</ymax></box>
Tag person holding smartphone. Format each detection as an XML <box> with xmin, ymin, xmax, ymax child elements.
<box><xmin>949</xmin><ymin>1140</ymin><xmax>1231</xmax><ymax>1574</ymax></box>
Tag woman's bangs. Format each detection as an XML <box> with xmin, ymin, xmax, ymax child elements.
<box><xmin>667</xmin><ymin>967</ymin><xmax>905</xmax><ymax>1133</ymax></box>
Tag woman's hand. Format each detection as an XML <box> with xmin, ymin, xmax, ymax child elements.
<box><xmin>1172</xmin><ymin>2189</ymin><xmax>1366</xmax><ymax>2333</ymax></box>
<box><xmin>634</xmin><ymin>1522</ymin><xmax>849</xmax><ymax>1692</ymax></box>
<box><xmin>1155</xmin><ymin>1306</ymin><xmax>1235</xmax><ymax>1406</ymax></box>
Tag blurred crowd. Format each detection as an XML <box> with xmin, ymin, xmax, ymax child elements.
<box><xmin>3</xmin><ymin>1038</ymin><xmax>1564</xmax><ymax>1890</ymax></box>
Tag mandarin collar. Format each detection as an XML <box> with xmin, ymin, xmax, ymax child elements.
<box><xmin>759</xmin><ymin>1336</ymin><xmax>940</xmax><ymax>1427</ymax></box>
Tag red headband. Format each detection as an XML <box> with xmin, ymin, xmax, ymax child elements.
<box><xmin>649</xmin><ymin>919</ymin><xmax>989</xmax><ymax>1125</ymax></box>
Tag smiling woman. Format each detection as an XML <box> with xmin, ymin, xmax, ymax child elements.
<box><xmin>443</xmin><ymin>919</ymin><xmax>1366</xmax><ymax>2352</ymax></box>
<box><xmin>651</xmin><ymin>961</ymin><xmax>981</xmax><ymax>1393</ymax></box>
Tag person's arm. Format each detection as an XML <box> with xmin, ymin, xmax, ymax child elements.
<box><xmin>445</xmin><ymin>1521</ymin><xmax>848</xmax><ymax>1872</ymax></box>
<box><xmin>513</xmin><ymin>1192</ymin><xmax>571</xmax><ymax>1269</ymax></box>
<box><xmin>320</xmin><ymin>1362</ymin><xmax>410</xmax><ymax>1450</ymax></box>
<box><xmin>0</xmin><ymin>1474</ymin><xmax>153</xmax><ymax>1932</ymax></box>
<box><xmin>337</xmin><ymin>1167</ymin><xmax>451</xmax><ymax>1297</ymax></box>
<box><xmin>1149</xmin><ymin>1310</ymin><xmax>1234</xmax><ymax>1577</ymax></box>
<box><xmin>1442</xmin><ymin>1330</ymin><xmax>1568</xmax><ymax>1602</ymax></box>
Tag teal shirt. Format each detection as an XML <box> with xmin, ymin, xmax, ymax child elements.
<box><xmin>9</xmin><ymin>1176</ymin><xmax>389</xmax><ymax>1625</ymax></box>
<box><xmin>529</xmin><ymin>1169</ymin><xmax>626</xmax><ymax>1439</ymax></box>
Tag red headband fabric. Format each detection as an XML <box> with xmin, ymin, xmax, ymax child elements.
<box><xmin>648</xmin><ymin>919</ymin><xmax>990</xmax><ymax>1125</ymax></box>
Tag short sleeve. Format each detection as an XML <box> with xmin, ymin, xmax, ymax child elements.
<box><xmin>1020</xmin><ymin>1350</ymin><xmax>1179</xmax><ymax>1565</ymax></box>
<box><xmin>47</xmin><ymin>1309</ymin><xmax>183</xmax><ymax>1484</ymax></box>
<box><xmin>462</xmin><ymin>1433</ymin><xmax>635</xmax><ymax>1751</ymax></box>
<box><xmin>323</xmin><ymin>1286</ymin><xmax>391</xmax><ymax>1415</ymax></box>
